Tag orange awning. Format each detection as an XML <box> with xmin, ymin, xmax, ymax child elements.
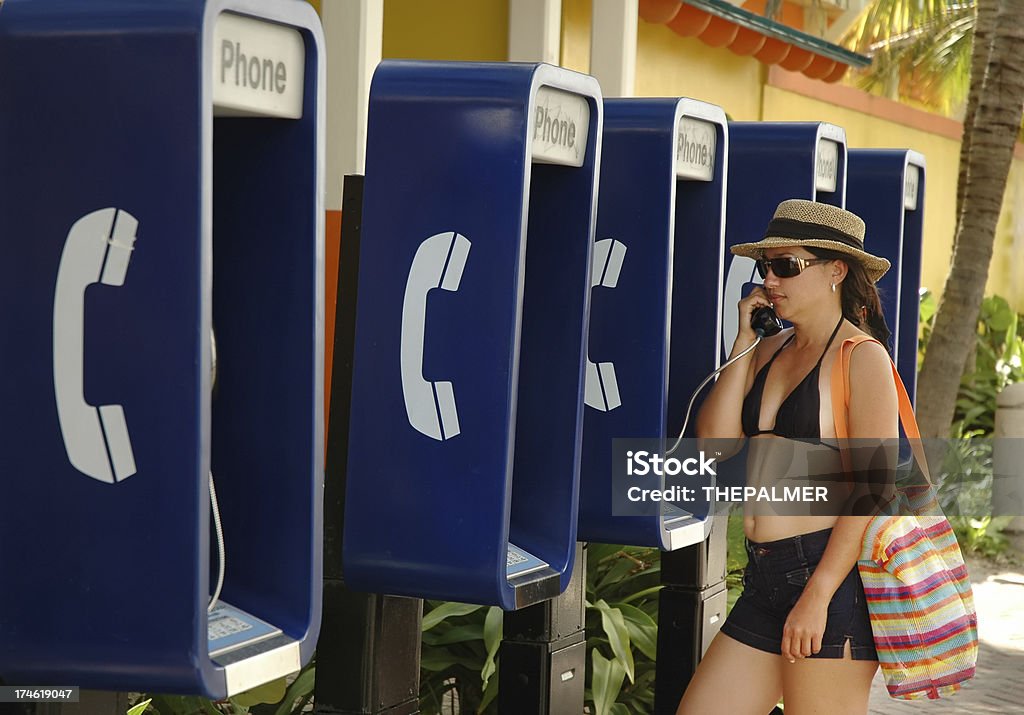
<box><xmin>640</xmin><ymin>0</ymin><xmax>870</xmax><ymax>84</ymax></box>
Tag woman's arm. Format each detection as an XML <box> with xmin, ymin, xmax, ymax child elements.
<box><xmin>781</xmin><ymin>340</ymin><xmax>898</xmax><ymax>662</ymax></box>
<box><xmin>695</xmin><ymin>286</ymin><xmax>775</xmax><ymax>440</ymax></box>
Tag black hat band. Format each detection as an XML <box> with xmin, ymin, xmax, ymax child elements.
<box><xmin>763</xmin><ymin>217</ymin><xmax>863</xmax><ymax>250</ymax></box>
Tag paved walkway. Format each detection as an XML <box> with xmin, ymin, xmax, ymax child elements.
<box><xmin>867</xmin><ymin>553</ymin><xmax>1024</xmax><ymax>714</ymax></box>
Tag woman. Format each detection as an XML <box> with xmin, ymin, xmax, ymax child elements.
<box><xmin>676</xmin><ymin>199</ymin><xmax>899</xmax><ymax>715</ymax></box>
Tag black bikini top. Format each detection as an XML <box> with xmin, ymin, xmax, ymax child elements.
<box><xmin>741</xmin><ymin>316</ymin><xmax>844</xmax><ymax>440</ymax></box>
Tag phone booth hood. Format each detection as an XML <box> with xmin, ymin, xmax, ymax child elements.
<box><xmin>344</xmin><ymin>60</ymin><xmax>602</xmax><ymax>610</ymax></box>
<box><xmin>0</xmin><ymin>0</ymin><xmax>325</xmax><ymax>698</ymax></box>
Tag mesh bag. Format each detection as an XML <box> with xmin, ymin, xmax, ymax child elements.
<box><xmin>832</xmin><ymin>336</ymin><xmax>978</xmax><ymax>700</ymax></box>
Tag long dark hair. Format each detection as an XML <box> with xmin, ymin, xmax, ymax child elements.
<box><xmin>807</xmin><ymin>247</ymin><xmax>892</xmax><ymax>353</ymax></box>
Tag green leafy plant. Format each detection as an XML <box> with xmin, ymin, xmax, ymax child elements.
<box><xmin>920</xmin><ymin>290</ymin><xmax>1024</xmax><ymax>436</ymax></box>
<box><xmin>584</xmin><ymin>543</ymin><xmax>661</xmax><ymax>715</ymax></box>
<box><xmin>127</xmin><ymin>700</ymin><xmax>153</xmax><ymax>715</ymax></box>
<box><xmin>949</xmin><ymin>515</ymin><xmax>1016</xmax><ymax>559</ymax></box>
<box><xmin>724</xmin><ymin>511</ymin><xmax>747</xmax><ymax>612</ymax></box>
<box><xmin>954</xmin><ymin>295</ymin><xmax>1023</xmax><ymax>435</ymax></box>
<box><xmin>934</xmin><ymin>425</ymin><xmax>993</xmax><ymax>518</ymax></box>
<box><xmin>419</xmin><ymin>601</ymin><xmax>501</xmax><ymax>715</ymax></box>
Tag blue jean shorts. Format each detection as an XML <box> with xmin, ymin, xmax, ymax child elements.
<box><xmin>720</xmin><ymin>527</ymin><xmax>878</xmax><ymax>660</ymax></box>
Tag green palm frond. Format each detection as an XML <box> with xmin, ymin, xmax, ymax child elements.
<box><xmin>843</xmin><ymin>0</ymin><xmax>975</xmax><ymax>113</ymax></box>
<box><xmin>849</xmin><ymin>0</ymin><xmax>957</xmax><ymax>43</ymax></box>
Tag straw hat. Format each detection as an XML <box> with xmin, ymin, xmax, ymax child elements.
<box><xmin>730</xmin><ymin>199</ymin><xmax>891</xmax><ymax>283</ymax></box>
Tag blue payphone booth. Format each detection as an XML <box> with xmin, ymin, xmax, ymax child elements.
<box><xmin>343</xmin><ymin>61</ymin><xmax>602</xmax><ymax>610</ymax></box>
<box><xmin>722</xmin><ymin>122</ymin><xmax>847</xmax><ymax>356</ymax></box>
<box><xmin>847</xmin><ymin>150</ymin><xmax>926</xmax><ymax>401</ymax></box>
<box><xmin>577</xmin><ymin>98</ymin><xmax>728</xmax><ymax>549</ymax></box>
<box><xmin>0</xmin><ymin>0</ymin><xmax>324</xmax><ymax>698</ymax></box>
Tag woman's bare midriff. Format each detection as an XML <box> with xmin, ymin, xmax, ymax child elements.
<box><xmin>744</xmin><ymin>514</ymin><xmax>840</xmax><ymax>543</ymax></box>
<box><xmin>741</xmin><ymin>435</ymin><xmax>848</xmax><ymax>543</ymax></box>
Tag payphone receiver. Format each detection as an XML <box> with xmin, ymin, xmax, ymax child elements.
<box><xmin>666</xmin><ymin>303</ymin><xmax>779</xmax><ymax>454</ymax></box>
<box><xmin>751</xmin><ymin>305</ymin><xmax>783</xmax><ymax>337</ymax></box>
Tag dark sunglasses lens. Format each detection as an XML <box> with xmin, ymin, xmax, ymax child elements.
<box><xmin>774</xmin><ymin>257</ymin><xmax>801</xmax><ymax>277</ymax></box>
<box><xmin>757</xmin><ymin>257</ymin><xmax>801</xmax><ymax>278</ymax></box>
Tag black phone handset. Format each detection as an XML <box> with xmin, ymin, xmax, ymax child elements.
<box><xmin>666</xmin><ymin>302</ymin><xmax>781</xmax><ymax>454</ymax></box>
<box><xmin>751</xmin><ymin>305</ymin><xmax>784</xmax><ymax>338</ymax></box>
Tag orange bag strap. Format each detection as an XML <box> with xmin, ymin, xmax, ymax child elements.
<box><xmin>829</xmin><ymin>336</ymin><xmax>932</xmax><ymax>484</ymax></box>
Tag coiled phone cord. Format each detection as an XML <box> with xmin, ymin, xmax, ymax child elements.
<box><xmin>208</xmin><ymin>471</ymin><xmax>226</xmax><ymax>612</ymax></box>
<box><xmin>207</xmin><ymin>329</ymin><xmax>226</xmax><ymax>612</ymax></box>
<box><xmin>665</xmin><ymin>336</ymin><xmax>762</xmax><ymax>457</ymax></box>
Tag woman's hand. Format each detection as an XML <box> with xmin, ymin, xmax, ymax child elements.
<box><xmin>736</xmin><ymin>286</ymin><xmax>774</xmax><ymax>344</ymax></box>
<box><xmin>780</xmin><ymin>592</ymin><xmax>829</xmax><ymax>662</ymax></box>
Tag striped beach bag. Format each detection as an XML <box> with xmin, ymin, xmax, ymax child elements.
<box><xmin>831</xmin><ymin>336</ymin><xmax>978</xmax><ymax>700</ymax></box>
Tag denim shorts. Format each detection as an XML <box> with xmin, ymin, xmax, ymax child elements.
<box><xmin>720</xmin><ymin>527</ymin><xmax>878</xmax><ymax>660</ymax></box>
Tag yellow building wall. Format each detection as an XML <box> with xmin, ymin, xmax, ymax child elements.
<box><xmin>634</xmin><ymin>22</ymin><xmax>763</xmax><ymax>120</ymax></box>
<box><xmin>560</xmin><ymin>0</ymin><xmax>591</xmax><ymax>73</ymax></box>
<box><xmin>993</xmin><ymin>159</ymin><xmax>1024</xmax><ymax>311</ymax></box>
<box><xmin>561</xmin><ymin>0</ymin><xmax>762</xmax><ymax>119</ymax></box>
<box><xmin>382</xmin><ymin>0</ymin><xmax>508</xmax><ymax>61</ymax></box>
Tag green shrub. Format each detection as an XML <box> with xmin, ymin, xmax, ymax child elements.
<box><xmin>585</xmin><ymin>543</ymin><xmax>661</xmax><ymax>715</ymax></box>
<box><xmin>919</xmin><ymin>291</ymin><xmax>1024</xmax><ymax>436</ymax></box>
<box><xmin>419</xmin><ymin>601</ymin><xmax>501</xmax><ymax>715</ymax></box>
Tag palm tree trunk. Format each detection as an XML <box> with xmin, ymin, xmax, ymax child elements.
<box><xmin>955</xmin><ymin>0</ymin><xmax>999</xmax><ymax>221</ymax></box>
<box><xmin>916</xmin><ymin>0</ymin><xmax>1024</xmax><ymax>438</ymax></box>
<box><xmin>955</xmin><ymin>0</ymin><xmax>998</xmax><ymax>380</ymax></box>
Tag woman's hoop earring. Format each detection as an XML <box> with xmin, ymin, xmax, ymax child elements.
<box><xmin>831</xmin><ymin>282</ymin><xmax>836</xmax><ymax>293</ymax></box>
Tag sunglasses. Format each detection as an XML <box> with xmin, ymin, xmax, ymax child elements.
<box><xmin>755</xmin><ymin>256</ymin><xmax>831</xmax><ymax>279</ymax></box>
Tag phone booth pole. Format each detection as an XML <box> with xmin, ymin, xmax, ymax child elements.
<box><xmin>655</xmin><ymin>522</ymin><xmax>729</xmax><ymax>713</ymax></box>
<box><xmin>499</xmin><ymin>543</ymin><xmax>587</xmax><ymax>714</ymax></box>
<box><xmin>315</xmin><ymin>175</ymin><xmax>422</xmax><ymax>715</ymax></box>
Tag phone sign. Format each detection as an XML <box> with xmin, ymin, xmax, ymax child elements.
<box><xmin>904</xmin><ymin>164</ymin><xmax>920</xmax><ymax>211</ymax></box>
<box><xmin>531</xmin><ymin>86</ymin><xmax>589</xmax><ymax>167</ymax></box>
<box><xmin>815</xmin><ymin>139</ymin><xmax>839</xmax><ymax>193</ymax></box>
<box><xmin>213</xmin><ymin>13</ymin><xmax>305</xmax><ymax>119</ymax></box>
<box><xmin>676</xmin><ymin>117</ymin><xmax>716</xmax><ymax>181</ymax></box>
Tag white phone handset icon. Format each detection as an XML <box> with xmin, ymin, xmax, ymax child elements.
<box><xmin>722</xmin><ymin>254</ymin><xmax>760</xmax><ymax>359</ymax></box>
<box><xmin>585</xmin><ymin>238</ymin><xmax>627</xmax><ymax>412</ymax></box>
<box><xmin>400</xmin><ymin>231</ymin><xmax>471</xmax><ymax>441</ymax></box>
<box><xmin>53</xmin><ymin>208</ymin><xmax>139</xmax><ymax>484</ymax></box>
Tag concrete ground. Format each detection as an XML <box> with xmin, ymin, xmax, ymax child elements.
<box><xmin>867</xmin><ymin>545</ymin><xmax>1024</xmax><ymax>714</ymax></box>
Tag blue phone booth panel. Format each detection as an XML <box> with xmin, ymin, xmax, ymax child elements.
<box><xmin>721</xmin><ymin>122</ymin><xmax>847</xmax><ymax>358</ymax></box>
<box><xmin>578</xmin><ymin>98</ymin><xmax>727</xmax><ymax>549</ymax></box>
<box><xmin>0</xmin><ymin>0</ymin><xmax>324</xmax><ymax>698</ymax></box>
<box><xmin>344</xmin><ymin>61</ymin><xmax>602</xmax><ymax>610</ymax></box>
<box><xmin>847</xmin><ymin>150</ymin><xmax>926</xmax><ymax>400</ymax></box>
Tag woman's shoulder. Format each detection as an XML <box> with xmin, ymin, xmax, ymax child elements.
<box><xmin>826</xmin><ymin>322</ymin><xmax>893</xmax><ymax>384</ymax></box>
<box><xmin>843</xmin><ymin>329</ymin><xmax>894</xmax><ymax>387</ymax></box>
<box><xmin>834</xmin><ymin>322</ymin><xmax>886</xmax><ymax>351</ymax></box>
<box><xmin>753</xmin><ymin>327</ymin><xmax>795</xmax><ymax>363</ymax></box>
